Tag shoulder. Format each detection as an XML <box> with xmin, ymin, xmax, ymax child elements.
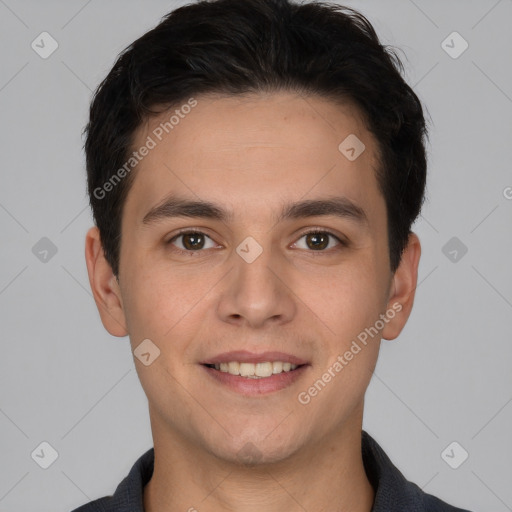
<box><xmin>362</xmin><ymin>431</ymin><xmax>473</xmax><ymax>512</ymax></box>
<box><xmin>414</xmin><ymin>480</ymin><xmax>473</xmax><ymax>512</ymax></box>
<box><xmin>69</xmin><ymin>497</ymin><xmax>111</xmax><ymax>512</ymax></box>
<box><xmin>68</xmin><ymin>447</ymin><xmax>154</xmax><ymax>512</ymax></box>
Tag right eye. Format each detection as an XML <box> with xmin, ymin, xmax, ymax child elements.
<box><xmin>166</xmin><ymin>230</ymin><xmax>219</xmax><ymax>254</ymax></box>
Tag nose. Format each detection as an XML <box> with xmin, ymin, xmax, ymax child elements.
<box><xmin>216</xmin><ymin>239</ymin><xmax>297</xmax><ymax>329</ymax></box>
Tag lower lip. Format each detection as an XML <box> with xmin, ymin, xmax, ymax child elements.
<box><xmin>202</xmin><ymin>364</ymin><xmax>309</xmax><ymax>395</ymax></box>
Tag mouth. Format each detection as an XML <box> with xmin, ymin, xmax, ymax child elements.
<box><xmin>200</xmin><ymin>351</ymin><xmax>310</xmax><ymax>395</ymax></box>
<box><xmin>203</xmin><ymin>361</ymin><xmax>305</xmax><ymax>378</ymax></box>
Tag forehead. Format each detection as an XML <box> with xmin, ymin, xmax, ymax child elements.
<box><xmin>124</xmin><ymin>92</ymin><xmax>384</xmax><ymax>225</ymax></box>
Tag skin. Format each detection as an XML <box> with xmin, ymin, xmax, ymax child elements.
<box><xmin>85</xmin><ymin>91</ymin><xmax>421</xmax><ymax>512</ymax></box>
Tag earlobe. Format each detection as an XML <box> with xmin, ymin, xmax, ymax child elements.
<box><xmin>381</xmin><ymin>232</ymin><xmax>421</xmax><ymax>341</ymax></box>
<box><xmin>84</xmin><ymin>226</ymin><xmax>128</xmax><ymax>337</ymax></box>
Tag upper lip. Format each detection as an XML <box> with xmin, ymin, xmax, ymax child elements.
<box><xmin>201</xmin><ymin>350</ymin><xmax>309</xmax><ymax>366</ymax></box>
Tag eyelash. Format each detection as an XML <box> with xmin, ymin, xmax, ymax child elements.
<box><xmin>166</xmin><ymin>228</ymin><xmax>346</xmax><ymax>256</ymax></box>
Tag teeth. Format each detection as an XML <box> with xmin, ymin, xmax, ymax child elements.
<box><xmin>239</xmin><ymin>362</ymin><xmax>254</xmax><ymax>377</ymax></box>
<box><xmin>210</xmin><ymin>361</ymin><xmax>299</xmax><ymax>378</ymax></box>
<box><xmin>255</xmin><ymin>362</ymin><xmax>273</xmax><ymax>377</ymax></box>
<box><xmin>228</xmin><ymin>361</ymin><xmax>240</xmax><ymax>375</ymax></box>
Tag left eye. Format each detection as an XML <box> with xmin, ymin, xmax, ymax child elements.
<box><xmin>168</xmin><ymin>231</ymin><xmax>217</xmax><ymax>251</ymax></box>
<box><xmin>293</xmin><ymin>231</ymin><xmax>342</xmax><ymax>251</ymax></box>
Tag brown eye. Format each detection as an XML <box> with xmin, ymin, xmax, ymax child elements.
<box><xmin>181</xmin><ymin>232</ymin><xmax>205</xmax><ymax>250</ymax></box>
<box><xmin>305</xmin><ymin>232</ymin><xmax>329</xmax><ymax>250</ymax></box>
<box><xmin>167</xmin><ymin>231</ymin><xmax>216</xmax><ymax>252</ymax></box>
<box><xmin>293</xmin><ymin>230</ymin><xmax>344</xmax><ymax>252</ymax></box>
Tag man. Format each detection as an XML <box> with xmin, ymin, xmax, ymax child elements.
<box><xmin>74</xmin><ymin>0</ymin><xmax>473</xmax><ymax>510</ymax></box>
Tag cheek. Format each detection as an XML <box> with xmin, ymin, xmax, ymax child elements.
<box><xmin>121</xmin><ymin>260</ymin><xmax>215</xmax><ymax>356</ymax></box>
<box><xmin>298</xmin><ymin>256</ymin><xmax>386</xmax><ymax>334</ymax></box>
<box><xmin>298</xmin><ymin>269</ymin><xmax>383</xmax><ymax>416</ymax></box>
<box><xmin>120</xmin><ymin>266</ymin><xmax>176</xmax><ymax>343</ymax></box>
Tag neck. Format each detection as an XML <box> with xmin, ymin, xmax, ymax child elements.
<box><xmin>144</xmin><ymin>411</ymin><xmax>374</xmax><ymax>512</ymax></box>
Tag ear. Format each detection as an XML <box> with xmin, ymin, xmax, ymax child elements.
<box><xmin>381</xmin><ymin>232</ymin><xmax>421</xmax><ymax>341</ymax></box>
<box><xmin>84</xmin><ymin>226</ymin><xmax>128</xmax><ymax>337</ymax></box>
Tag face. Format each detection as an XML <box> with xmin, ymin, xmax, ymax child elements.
<box><xmin>86</xmin><ymin>91</ymin><xmax>420</xmax><ymax>465</ymax></box>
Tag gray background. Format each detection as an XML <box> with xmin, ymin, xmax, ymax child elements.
<box><xmin>0</xmin><ymin>0</ymin><xmax>511</xmax><ymax>511</ymax></box>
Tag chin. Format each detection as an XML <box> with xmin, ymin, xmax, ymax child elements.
<box><xmin>204</xmin><ymin>427</ymin><xmax>304</xmax><ymax>468</ymax></box>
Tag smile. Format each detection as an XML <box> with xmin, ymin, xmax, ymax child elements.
<box><xmin>205</xmin><ymin>361</ymin><xmax>300</xmax><ymax>378</ymax></box>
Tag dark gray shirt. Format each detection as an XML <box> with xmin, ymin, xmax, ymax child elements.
<box><xmin>70</xmin><ymin>431</ymin><xmax>472</xmax><ymax>512</ymax></box>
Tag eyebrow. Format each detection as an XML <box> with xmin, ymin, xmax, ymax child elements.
<box><xmin>142</xmin><ymin>194</ymin><xmax>369</xmax><ymax>227</ymax></box>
